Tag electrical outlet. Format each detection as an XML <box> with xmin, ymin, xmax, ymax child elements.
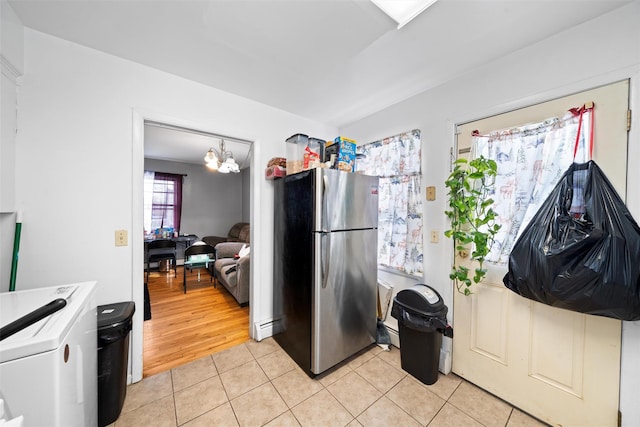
<box><xmin>430</xmin><ymin>230</ymin><xmax>439</xmax><ymax>243</ymax></box>
<box><xmin>115</xmin><ymin>230</ymin><xmax>128</xmax><ymax>246</ymax></box>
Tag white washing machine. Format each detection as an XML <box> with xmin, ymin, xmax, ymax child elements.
<box><xmin>0</xmin><ymin>282</ymin><xmax>97</xmax><ymax>427</ymax></box>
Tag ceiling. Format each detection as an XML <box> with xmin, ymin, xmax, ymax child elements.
<box><xmin>9</xmin><ymin>0</ymin><xmax>631</xmax><ymax>167</ymax></box>
<box><xmin>143</xmin><ymin>123</ymin><xmax>253</xmax><ymax>169</ymax></box>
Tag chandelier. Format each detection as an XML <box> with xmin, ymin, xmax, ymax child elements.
<box><xmin>204</xmin><ymin>140</ymin><xmax>240</xmax><ymax>173</ymax></box>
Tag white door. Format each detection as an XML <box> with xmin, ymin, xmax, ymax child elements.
<box><xmin>453</xmin><ymin>80</ymin><xmax>629</xmax><ymax>427</ymax></box>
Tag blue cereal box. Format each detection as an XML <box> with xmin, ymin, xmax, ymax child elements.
<box><xmin>325</xmin><ymin>136</ymin><xmax>356</xmax><ymax>172</ymax></box>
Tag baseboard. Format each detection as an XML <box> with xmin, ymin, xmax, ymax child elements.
<box><xmin>387</xmin><ymin>325</ymin><xmax>400</xmax><ymax>348</ymax></box>
<box><xmin>253</xmin><ymin>317</ymin><xmax>283</xmax><ymax>341</ymax></box>
<box><xmin>440</xmin><ymin>348</ymin><xmax>452</xmax><ymax>374</ymax></box>
<box><xmin>254</xmin><ymin>319</ymin><xmax>453</xmax><ymax>374</ymax></box>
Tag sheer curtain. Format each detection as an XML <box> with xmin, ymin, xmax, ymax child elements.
<box><xmin>472</xmin><ymin>110</ymin><xmax>592</xmax><ymax>264</ymax></box>
<box><xmin>356</xmin><ymin>129</ymin><xmax>423</xmax><ymax>275</ymax></box>
<box><xmin>143</xmin><ymin>171</ymin><xmax>155</xmax><ymax>236</ymax></box>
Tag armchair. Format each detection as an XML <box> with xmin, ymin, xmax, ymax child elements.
<box><xmin>213</xmin><ymin>242</ymin><xmax>250</xmax><ymax>306</ymax></box>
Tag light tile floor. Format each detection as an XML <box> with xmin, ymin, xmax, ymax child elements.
<box><xmin>112</xmin><ymin>339</ymin><xmax>549</xmax><ymax>427</ymax></box>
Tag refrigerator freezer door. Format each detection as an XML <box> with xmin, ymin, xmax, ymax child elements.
<box><xmin>312</xmin><ymin>228</ymin><xmax>377</xmax><ymax>374</ymax></box>
<box><xmin>315</xmin><ymin>169</ymin><xmax>379</xmax><ymax>232</ymax></box>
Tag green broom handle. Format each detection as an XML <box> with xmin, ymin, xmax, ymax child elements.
<box><xmin>9</xmin><ymin>212</ymin><xmax>22</xmax><ymax>292</ymax></box>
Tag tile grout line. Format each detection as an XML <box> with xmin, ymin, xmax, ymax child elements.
<box><xmin>444</xmin><ymin>385</ymin><xmax>491</xmax><ymax>427</ymax></box>
<box><xmin>256</xmin><ymin>344</ymin><xmax>359</xmax><ymax>425</ymax></box>
<box><xmin>504</xmin><ymin>407</ymin><xmax>515</xmax><ymax>427</ymax></box>
<box><xmin>238</xmin><ymin>342</ymin><xmax>308</xmax><ymax>425</ymax></box>
<box><xmin>170</xmin><ymin>369</ymin><xmax>179</xmax><ymax>427</ymax></box>
<box><xmin>135</xmin><ymin>341</ymin><xmax>508</xmax><ymax>427</ymax></box>
<box><xmin>219</xmin><ymin>343</ymin><xmax>255</xmax><ymax>426</ymax></box>
<box><xmin>251</xmin><ymin>345</ymin><xmax>292</xmax><ymax>426</ymax></box>
<box><xmin>174</xmin><ymin>353</ymin><xmax>229</xmax><ymax>426</ymax></box>
<box><xmin>327</xmin><ymin>369</ymin><xmax>385</xmax><ymax>424</ymax></box>
<box><xmin>366</xmin><ymin>353</ymin><xmax>420</xmax><ymax>426</ymax></box>
<box><xmin>425</xmin><ymin>378</ymin><xmax>460</xmax><ymax>427</ymax></box>
<box><xmin>212</xmin><ymin>352</ymin><xmax>239</xmax><ymax>427</ymax></box>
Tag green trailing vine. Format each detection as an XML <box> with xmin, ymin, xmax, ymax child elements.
<box><xmin>444</xmin><ymin>156</ymin><xmax>501</xmax><ymax>295</ymax></box>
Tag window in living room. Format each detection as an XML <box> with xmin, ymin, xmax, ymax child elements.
<box><xmin>143</xmin><ymin>171</ymin><xmax>183</xmax><ymax>235</ymax></box>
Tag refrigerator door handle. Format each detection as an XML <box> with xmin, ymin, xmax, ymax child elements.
<box><xmin>322</xmin><ymin>173</ymin><xmax>331</xmax><ymax>233</ymax></box>
<box><xmin>320</xmin><ymin>232</ymin><xmax>330</xmax><ymax>289</ymax></box>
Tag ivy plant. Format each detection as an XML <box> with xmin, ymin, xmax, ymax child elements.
<box><xmin>444</xmin><ymin>156</ymin><xmax>501</xmax><ymax>295</ymax></box>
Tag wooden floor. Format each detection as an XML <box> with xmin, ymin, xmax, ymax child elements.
<box><xmin>143</xmin><ymin>266</ymin><xmax>250</xmax><ymax>377</ymax></box>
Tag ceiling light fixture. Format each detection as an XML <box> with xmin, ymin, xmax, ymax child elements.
<box><xmin>370</xmin><ymin>0</ymin><xmax>438</xmax><ymax>29</ymax></box>
<box><xmin>204</xmin><ymin>140</ymin><xmax>240</xmax><ymax>173</ymax></box>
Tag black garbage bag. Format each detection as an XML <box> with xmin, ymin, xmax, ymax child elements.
<box><xmin>503</xmin><ymin>161</ymin><xmax>640</xmax><ymax>320</ymax></box>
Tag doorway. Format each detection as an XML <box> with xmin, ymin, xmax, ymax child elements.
<box><xmin>131</xmin><ymin>110</ymin><xmax>255</xmax><ymax>382</ymax></box>
<box><xmin>142</xmin><ymin>122</ymin><xmax>253</xmax><ymax>377</ymax></box>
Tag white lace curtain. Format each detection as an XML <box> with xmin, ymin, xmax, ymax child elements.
<box><xmin>473</xmin><ymin>110</ymin><xmax>592</xmax><ymax>264</ymax></box>
<box><xmin>356</xmin><ymin>130</ymin><xmax>423</xmax><ymax>275</ymax></box>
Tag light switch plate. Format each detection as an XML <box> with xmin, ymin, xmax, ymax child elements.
<box><xmin>115</xmin><ymin>229</ymin><xmax>128</xmax><ymax>246</ymax></box>
<box><xmin>426</xmin><ymin>186</ymin><xmax>436</xmax><ymax>201</ymax></box>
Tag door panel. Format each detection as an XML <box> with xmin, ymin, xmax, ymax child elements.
<box><xmin>453</xmin><ymin>80</ymin><xmax>628</xmax><ymax>426</ymax></box>
<box><xmin>470</xmin><ymin>283</ymin><xmax>508</xmax><ymax>363</ymax></box>
<box><xmin>529</xmin><ymin>303</ymin><xmax>585</xmax><ymax>397</ymax></box>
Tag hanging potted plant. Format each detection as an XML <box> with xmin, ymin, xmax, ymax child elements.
<box><xmin>444</xmin><ymin>156</ymin><xmax>501</xmax><ymax>295</ymax></box>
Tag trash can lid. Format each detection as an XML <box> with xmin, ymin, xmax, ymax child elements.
<box><xmin>394</xmin><ymin>284</ymin><xmax>447</xmax><ymax>317</ymax></box>
<box><xmin>98</xmin><ymin>301</ymin><xmax>136</xmax><ymax>331</ymax></box>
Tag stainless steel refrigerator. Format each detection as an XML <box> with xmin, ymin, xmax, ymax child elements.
<box><xmin>273</xmin><ymin>168</ymin><xmax>378</xmax><ymax>376</ymax></box>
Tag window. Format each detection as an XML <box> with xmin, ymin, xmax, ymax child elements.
<box><xmin>143</xmin><ymin>171</ymin><xmax>183</xmax><ymax>235</ymax></box>
<box><xmin>472</xmin><ymin>109</ymin><xmax>592</xmax><ymax>264</ymax></box>
<box><xmin>356</xmin><ymin>130</ymin><xmax>423</xmax><ymax>275</ymax></box>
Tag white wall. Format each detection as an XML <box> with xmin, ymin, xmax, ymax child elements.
<box><xmin>143</xmin><ymin>158</ymin><xmax>244</xmax><ymax>239</ymax></box>
<box><xmin>340</xmin><ymin>2</ymin><xmax>640</xmax><ymax>425</ymax></box>
<box><xmin>0</xmin><ymin>0</ymin><xmax>23</xmax><ymax>289</ymax></box>
<box><xmin>1</xmin><ymin>0</ymin><xmax>24</xmax><ymax>73</ymax></box>
<box><xmin>241</xmin><ymin>167</ymin><xmax>250</xmax><ymax>223</ymax></box>
<box><xmin>15</xmin><ymin>28</ymin><xmax>336</xmax><ymax>381</ymax></box>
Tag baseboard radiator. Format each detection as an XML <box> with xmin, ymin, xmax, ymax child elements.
<box><xmin>253</xmin><ymin>317</ymin><xmax>283</xmax><ymax>341</ymax></box>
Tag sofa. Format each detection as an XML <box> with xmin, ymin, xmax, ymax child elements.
<box><xmin>213</xmin><ymin>241</ymin><xmax>250</xmax><ymax>306</ymax></box>
<box><xmin>202</xmin><ymin>222</ymin><xmax>250</xmax><ymax>248</ymax></box>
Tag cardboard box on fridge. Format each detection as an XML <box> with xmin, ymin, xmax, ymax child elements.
<box><xmin>325</xmin><ymin>137</ymin><xmax>356</xmax><ymax>172</ymax></box>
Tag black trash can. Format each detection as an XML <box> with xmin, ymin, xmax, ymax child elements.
<box><xmin>97</xmin><ymin>302</ymin><xmax>135</xmax><ymax>427</ymax></box>
<box><xmin>391</xmin><ymin>284</ymin><xmax>453</xmax><ymax>385</ymax></box>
